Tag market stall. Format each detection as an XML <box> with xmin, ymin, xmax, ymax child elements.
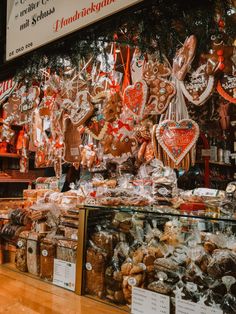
<box><xmin>0</xmin><ymin>0</ymin><xmax>236</xmax><ymax>313</ymax></box>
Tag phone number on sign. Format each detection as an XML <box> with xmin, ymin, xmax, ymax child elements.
<box><xmin>8</xmin><ymin>42</ymin><xmax>33</xmax><ymax>57</ymax></box>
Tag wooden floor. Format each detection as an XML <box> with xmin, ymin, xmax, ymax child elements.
<box><xmin>0</xmin><ymin>266</ymin><xmax>126</xmax><ymax>314</ymax></box>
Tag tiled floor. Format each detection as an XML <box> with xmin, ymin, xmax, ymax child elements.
<box><xmin>0</xmin><ymin>266</ymin><xmax>126</xmax><ymax>314</ymax></box>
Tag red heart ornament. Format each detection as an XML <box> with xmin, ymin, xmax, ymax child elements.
<box><xmin>123</xmin><ymin>80</ymin><xmax>148</xmax><ymax>120</ymax></box>
<box><xmin>180</xmin><ymin>65</ymin><xmax>215</xmax><ymax>106</ymax></box>
<box><xmin>217</xmin><ymin>74</ymin><xmax>236</xmax><ymax>104</ymax></box>
<box><xmin>156</xmin><ymin>119</ymin><xmax>199</xmax><ymax>165</ymax></box>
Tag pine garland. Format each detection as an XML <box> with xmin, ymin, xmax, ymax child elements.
<box><xmin>14</xmin><ymin>0</ymin><xmax>235</xmax><ymax>83</ymax></box>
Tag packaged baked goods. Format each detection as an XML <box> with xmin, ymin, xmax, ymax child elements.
<box><xmin>27</xmin><ymin>232</ymin><xmax>45</xmax><ymax>276</ymax></box>
<box><xmin>40</xmin><ymin>238</ymin><xmax>56</xmax><ymax>281</ymax></box>
<box><xmin>56</xmin><ymin>239</ymin><xmax>77</xmax><ymax>263</ymax></box>
<box><xmin>15</xmin><ymin>231</ymin><xmax>29</xmax><ymax>272</ymax></box>
<box><xmin>85</xmin><ymin>245</ymin><xmax>108</xmax><ymax>298</ymax></box>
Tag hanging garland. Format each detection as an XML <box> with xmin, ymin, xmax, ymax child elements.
<box><xmin>12</xmin><ymin>0</ymin><xmax>235</xmax><ymax>83</ymax></box>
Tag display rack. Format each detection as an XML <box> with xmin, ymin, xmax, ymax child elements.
<box><xmin>78</xmin><ymin>205</ymin><xmax>236</xmax><ymax>314</ymax></box>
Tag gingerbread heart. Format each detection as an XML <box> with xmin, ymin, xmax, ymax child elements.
<box><xmin>156</xmin><ymin>119</ymin><xmax>199</xmax><ymax>165</ymax></box>
<box><xmin>123</xmin><ymin>80</ymin><xmax>148</xmax><ymax>120</ymax></box>
<box><xmin>217</xmin><ymin>74</ymin><xmax>236</xmax><ymax>104</ymax></box>
<box><xmin>180</xmin><ymin>64</ymin><xmax>215</xmax><ymax>106</ymax></box>
<box><xmin>146</xmin><ymin>78</ymin><xmax>176</xmax><ymax>115</ymax></box>
<box><xmin>85</xmin><ymin>118</ymin><xmax>108</xmax><ymax>140</ymax></box>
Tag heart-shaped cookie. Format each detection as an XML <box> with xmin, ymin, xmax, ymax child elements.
<box><xmin>146</xmin><ymin>78</ymin><xmax>176</xmax><ymax>115</ymax></box>
<box><xmin>180</xmin><ymin>64</ymin><xmax>215</xmax><ymax>106</ymax></box>
<box><xmin>217</xmin><ymin>74</ymin><xmax>236</xmax><ymax>104</ymax></box>
<box><xmin>85</xmin><ymin>118</ymin><xmax>108</xmax><ymax>140</ymax></box>
<box><xmin>123</xmin><ymin>80</ymin><xmax>148</xmax><ymax>120</ymax></box>
<box><xmin>156</xmin><ymin>119</ymin><xmax>199</xmax><ymax>165</ymax></box>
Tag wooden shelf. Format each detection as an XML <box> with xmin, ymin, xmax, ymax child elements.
<box><xmin>196</xmin><ymin>160</ymin><xmax>232</xmax><ymax>167</ymax></box>
<box><xmin>0</xmin><ymin>153</ymin><xmax>20</xmax><ymax>158</ymax></box>
<box><xmin>0</xmin><ymin>178</ymin><xmax>32</xmax><ymax>183</ymax></box>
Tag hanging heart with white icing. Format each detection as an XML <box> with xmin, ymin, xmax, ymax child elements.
<box><xmin>180</xmin><ymin>64</ymin><xmax>215</xmax><ymax>106</ymax></box>
<box><xmin>123</xmin><ymin>80</ymin><xmax>148</xmax><ymax>120</ymax></box>
<box><xmin>156</xmin><ymin>119</ymin><xmax>199</xmax><ymax>165</ymax></box>
<box><xmin>217</xmin><ymin>73</ymin><xmax>236</xmax><ymax>104</ymax></box>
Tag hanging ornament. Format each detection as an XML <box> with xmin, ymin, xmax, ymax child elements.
<box><xmin>63</xmin><ymin>117</ymin><xmax>84</xmax><ymax>163</ymax></box>
<box><xmin>156</xmin><ymin>119</ymin><xmax>199</xmax><ymax>165</ymax></box>
<box><xmin>142</xmin><ymin>58</ymin><xmax>175</xmax><ymax>115</ymax></box>
<box><xmin>130</xmin><ymin>48</ymin><xmax>146</xmax><ymax>84</ymax></box>
<box><xmin>180</xmin><ymin>64</ymin><xmax>215</xmax><ymax>106</ymax></box>
<box><xmin>201</xmin><ymin>34</ymin><xmax>236</xmax><ymax>75</ymax></box>
<box><xmin>153</xmin><ymin>79</ymin><xmax>200</xmax><ymax>170</ymax></box>
<box><xmin>123</xmin><ymin>80</ymin><xmax>148</xmax><ymax>120</ymax></box>
<box><xmin>172</xmin><ymin>35</ymin><xmax>197</xmax><ymax>81</ymax></box>
<box><xmin>217</xmin><ymin>73</ymin><xmax>236</xmax><ymax>104</ymax></box>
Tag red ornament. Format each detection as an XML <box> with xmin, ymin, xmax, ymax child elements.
<box><xmin>218</xmin><ymin>56</ymin><xmax>224</xmax><ymax>62</ymax></box>
<box><xmin>218</xmin><ymin>63</ymin><xmax>225</xmax><ymax>70</ymax></box>
<box><xmin>217</xmin><ymin>50</ymin><xmax>224</xmax><ymax>56</ymax></box>
<box><xmin>218</xmin><ymin>20</ymin><xmax>225</xmax><ymax>28</ymax></box>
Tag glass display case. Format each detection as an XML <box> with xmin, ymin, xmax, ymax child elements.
<box><xmin>79</xmin><ymin>205</ymin><xmax>236</xmax><ymax>314</ymax></box>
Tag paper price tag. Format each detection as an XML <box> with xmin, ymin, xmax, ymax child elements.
<box><xmin>176</xmin><ymin>299</ymin><xmax>223</xmax><ymax>314</ymax></box>
<box><xmin>199</xmin><ymin>304</ymin><xmax>223</xmax><ymax>314</ymax></box>
<box><xmin>176</xmin><ymin>299</ymin><xmax>199</xmax><ymax>314</ymax></box>
<box><xmin>132</xmin><ymin>287</ymin><xmax>169</xmax><ymax>314</ymax></box>
<box><xmin>70</xmin><ymin>147</ymin><xmax>79</xmax><ymax>156</ymax></box>
<box><xmin>53</xmin><ymin>259</ymin><xmax>76</xmax><ymax>291</ymax></box>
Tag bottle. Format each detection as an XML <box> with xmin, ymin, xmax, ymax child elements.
<box><xmin>223</xmin><ymin>131</ymin><xmax>231</xmax><ymax>164</ymax></box>
<box><xmin>210</xmin><ymin>136</ymin><xmax>217</xmax><ymax>162</ymax></box>
<box><xmin>217</xmin><ymin>136</ymin><xmax>224</xmax><ymax>163</ymax></box>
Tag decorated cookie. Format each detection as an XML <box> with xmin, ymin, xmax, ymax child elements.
<box><xmin>143</xmin><ymin>59</ymin><xmax>172</xmax><ymax>82</ymax></box>
<box><xmin>68</xmin><ymin>90</ymin><xmax>94</xmax><ymax>125</ymax></box>
<box><xmin>19</xmin><ymin>85</ymin><xmax>41</xmax><ymax>123</ymax></box>
<box><xmin>146</xmin><ymin>78</ymin><xmax>176</xmax><ymax>115</ymax></box>
<box><xmin>63</xmin><ymin>117</ymin><xmax>84</xmax><ymax>163</ymax></box>
<box><xmin>172</xmin><ymin>35</ymin><xmax>197</xmax><ymax>81</ymax></box>
<box><xmin>85</xmin><ymin>117</ymin><xmax>108</xmax><ymax>141</ymax></box>
<box><xmin>130</xmin><ymin>48</ymin><xmax>146</xmax><ymax>84</ymax></box>
<box><xmin>180</xmin><ymin>64</ymin><xmax>215</xmax><ymax>106</ymax></box>
<box><xmin>3</xmin><ymin>92</ymin><xmax>21</xmax><ymax>123</ymax></box>
<box><xmin>201</xmin><ymin>35</ymin><xmax>236</xmax><ymax>75</ymax></box>
<box><xmin>217</xmin><ymin>74</ymin><xmax>236</xmax><ymax>104</ymax></box>
<box><xmin>101</xmin><ymin>134</ymin><xmax>137</xmax><ymax>157</ymax></box>
<box><xmin>123</xmin><ymin>80</ymin><xmax>148</xmax><ymax>120</ymax></box>
<box><xmin>103</xmin><ymin>92</ymin><xmax>122</xmax><ymax>122</ymax></box>
<box><xmin>156</xmin><ymin>119</ymin><xmax>199</xmax><ymax>165</ymax></box>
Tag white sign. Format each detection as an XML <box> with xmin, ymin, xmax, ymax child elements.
<box><xmin>132</xmin><ymin>287</ymin><xmax>170</xmax><ymax>314</ymax></box>
<box><xmin>6</xmin><ymin>0</ymin><xmax>142</xmax><ymax>61</ymax></box>
<box><xmin>53</xmin><ymin>259</ymin><xmax>76</xmax><ymax>291</ymax></box>
<box><xmin>176</xmin><ymin>299</ymin><xmax>223</xmax><ymax>314</ymax></box>
<box><xmin>0</xmin><ymin>78</ymin><xmax>17</xmax><ymax>103</ymax></box>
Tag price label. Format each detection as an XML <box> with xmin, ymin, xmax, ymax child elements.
<box><xmin>201</xmin><ymin>149</ymin><xmax>211</xmax><ymax>157</ymax></box>
<box><xmin>132</xmin><ymin>287</ymin><xmax>169</xmax><ymax>314</ymax></box>
<box><xmin>176</xmin><ymin>299</ymin><xmax>223</xmax><ymax>314</ymax></box>
<box><xmin>42</xmin><ymin>249</ymin><xmax>48</xmax><ymax>257</ymax></box>
<box><xmin>85</xmin><ymin>262</ymin><xmax>92</xmax><ymax>271</ymax></box>
<box><xmin>17</xmin><ymin>240</ymin><xmax>23</xmax><ymax>248</ymax></box>
<box><xmin>53</xmin><ymin>259</ymin><xmax>76</xmax><ymax>291</ymax></box>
